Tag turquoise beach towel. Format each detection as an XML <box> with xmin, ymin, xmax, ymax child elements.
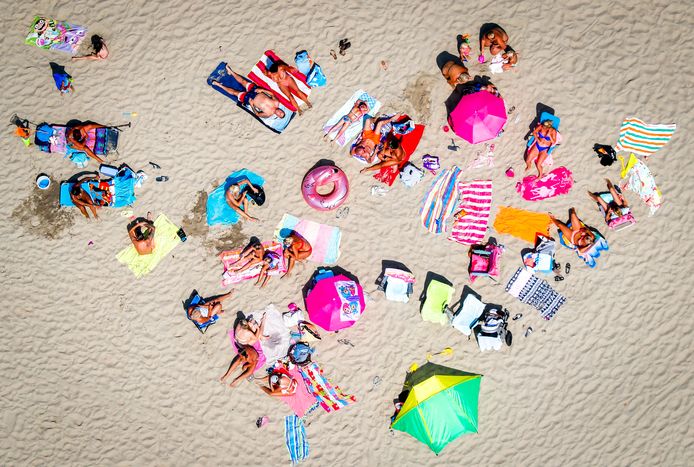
<box><xmin>60</xmin><ymin>169</ymin><xmax>137</xmax><ymax>208</ymax></box>
<box><xmin>274</xmin><ymin>214</ymin><xmax>341</xmax><ymax>264</ymax></box>
<box><xmin>206</xmin><ymin>169</ymin><xmax>264</xmax><ymax>226</ymax></box>
<box><xmin>284</xmin><ymin>415</ymin><xmax>309</xmax><ymax>464</ymax></box>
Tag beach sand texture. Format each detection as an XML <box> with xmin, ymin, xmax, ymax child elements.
<box><xmin>1</xmin><ymin>0</ymin><xmax>693</xmax><ymax>465</ymax></box>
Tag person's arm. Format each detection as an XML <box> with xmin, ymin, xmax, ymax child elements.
<box><xmin>240</xmin><ymin>179</ymin><xmax>259</xmax><ymax>192</ymax></box>
<box><xmin>549</xmin><ymin>129</ymin><xmax>558</xmax><ymax>146</ymax></box>
<box><xmin>496</xmin><ymin>35</ymin><xmax>508</xmax><ymax>50</ymax></box>
<box><xmin>360</xmin><ymin>159</ymin><xmax>399</xmax><ymax>173</ymax></box>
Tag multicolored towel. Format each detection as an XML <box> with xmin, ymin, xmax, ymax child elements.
<box><xmin>448</xmin><ymin>180</ymin><xmax>492</xmax><ymax>245</ymax></box>
<box><xmin>322</xmin><ymin>90</ymin><xmax>381</xmax><ymax>146</ymax></box>
<box><xmin>116</xmin><ymin>214</ymin><xmax>182</xmax><ymax>278</ymax></box>
<box><xmin>505</xmin><ymin>267</ymin><xmax>566</xmax><ymax>320</ymax></box>
<box><xmin>206</xmin><ymin>169</ymin><xmax>264</xmax><ymax>226</ymax></box>
<box><xmin>619</xmin><ymin>154</ymin><xmax>662</xmax><ymax>215</ymax></box>
<box><xmin>298</xmin><ymin>362</ymin><xmax>356</xmax><ymax>413</ymax></box>
<box><xmin>25</xmin><ymin>16</ymin><xmax>87</xmax><ymax>54</ymax></box>
<box><xmin>515</xmin><ymin>166</ymin><xmax>573</xmax><ymax>201</ymax></box>
<box><xmin>615</xmin><ymin>117</ymin><xmax>676</xmax><ymax>157</ymax></box>
<box><xmin>248</xmin><ymin>50</ymin><xmax>312</xmax><ymax>112</ymax></box>
<box><xmin>492</xmin><ymin>206</ymin><xmax>552</xmax><ymax>244</ymax></box>
<box><xmin>285</xmin><ymin>415</ymin><xmax>309</xmax><ymax>464</ymax></box>
<box><xmin>421</xmin><ymin>166</ymin><xmax>463</xmax><ymax>234</ymax></box>
<box><xmin>373</xmin><ymin>122</ymin><xmax>426</xmax><ymax>186</ymax></box>
<box><xmin>275</xmin><ymin>214</ymin><xmax>341</xmax><ymax>264</ymax></box>
<box><xmin>220</xmin><ymin>241</ymin><xmax>287</xmax><ymax>286</ymax></box>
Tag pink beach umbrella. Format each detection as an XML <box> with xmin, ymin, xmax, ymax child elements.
<box><xmin>448</xmin><ymin>91</ymin><xmax>507</xmax><ymax>144</ymax></box>
<box><xmin>305</xmin><ymin>274</ymin><xmax>366</xmax><ymax>331</ymax></box>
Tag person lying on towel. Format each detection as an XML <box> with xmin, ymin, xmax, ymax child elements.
<box><xmin>220</xmin><ymin>344</ymin><xmax>259</xmax><ymax>389</ymax></box>
<box><xmin>350</xmin><ymin>114</ymin><xmax>404</xmax><ymax>163</ymax></box>
<box><xmin>227</xmin><ymin>239</ymin><xmax>265</xmax><ymax>272</ymax></box>
<box><xmin>70</xmin><ymin>174</ymin><xmax>112</xmax><ymax>219</ymax></box>
<box><xmin>225</xmin><ymin>179</ymin><xmax>261</xmax><ymax>222</ymax></box>
<box><xmin>550</xmin><ymin>208</ymin><xmax>596</xmax><ymax>254</ymax></box>
<box><xmin>256</xmin><ymin>251</ymin><xmax>280</xmax><ymax>288</ymax></box>
<box><xmin>187</xmin><ymin>289</ymin><xmax>235</xmax><ymax>326</ymax></box>
<box><xmin>255</xmin><ymin>367</ymin><xmax>298</xmax><ymax>397</ymax></box>
<box><xmin>360</xmin><ymin>133</ymin><xmax>406</xmax><ymax>174</ymax></box>
<box><xmin>587</xmin><ymin>178</ymin><xmax>630</xmax><ymax>224</ymax></box>
<box><xmin>265</xmin><ymin>61</ymin><xmax>312</xmax><ymax>115</ymax></box>
<box><xmin>282</xmin><ymin>232</ymin><xmax>312</xmax><ymax>278</ymax></box>
<box><xmin>66</xmin><ymin>122</ymin><xmax>107</xmax><ymax>164</ymax></box>
<box><xmin>210</xmin><ymin>64</ymin><xmax>286</xmax><ymax>119</ymax></box>
<box><xmin>127</xmin><ymin>212</ymin><xmax>156</xmax><ymax>255</ymax></box>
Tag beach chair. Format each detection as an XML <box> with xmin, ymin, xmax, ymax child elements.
<box><xmin>468</xmin><ymin>239</ymin><xmax>503</xmax><ymax>282</ymax></box>
<box><xmin>419</xmin><ymin>277</ymin><xmax>454</xmax><ymax>325</ymax></box>
<box><xmin>527</xmin><ymin>111</ymin><xmax>562</xmax><ymax>156</ymax></box>
<box><xmin>558</xmin><ymin>223</ymin><xmax>609</xmax><ymax>268</ymax></box>
<box><xmin>474</xmin><ymin>306</ymin><xmax>511</xmax><ymax>352</ymax></box>
<box><xmin>377</xmin><ymin>267</ymin><xmax>416</xmax><ymax>303</ymax></box>
<box><xmin>522</xmin><ymin>234</ymin><xmax>556</xmax><ymax>274</ymax></box>
<box><xmin>596</xmin><ymin>191</ymin><xmax>636</xmax><ymax>231</ymax></box>
<box><xmin>447</xmin><ymin>286</ymin><xmax>486</xmax><ymax>336</ymax></box>
<box><xmin>183</xmin><ymin>291</ymin><xmax>218</xmax><ymax>334</ymax></box>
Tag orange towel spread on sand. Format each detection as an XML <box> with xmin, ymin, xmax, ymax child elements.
<box><xmin>492</xmin><ymin>206</ymin><xmax>551</xmax><ymax>244</ymax></box>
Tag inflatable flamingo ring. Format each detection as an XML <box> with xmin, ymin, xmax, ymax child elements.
<box><xmin>302</xmin><ymin>165</ymin><xmax>349</xmax><ymax>211</ymax></box>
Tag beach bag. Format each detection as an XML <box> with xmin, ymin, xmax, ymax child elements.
<box><xmin>400</xmin><ymin>163</ymin><xmax>424</xmax><ymax>187</ymax></box>
<box><xmin>295</xmin><ymin>50</ymin><xmax>326</xmax><ymax>88</ymax></box>
<box><xmin>247</xmin><ymin>184</ymin><xmax>266</xmax><ymax>206</ymax></box>
<box><xmin>594</xmin><ymin>144</ymin><xmax>616</xmax><ymax>166</ymax></box>
<box><xmin>307</xmin><ymin>63</ymin><xmax>326</xmax><ymax>87</ymax></box>
<box><xmin>288</xmin><ymin>342</ymin><xmax>313</xmax><ymax>366</ymax></box>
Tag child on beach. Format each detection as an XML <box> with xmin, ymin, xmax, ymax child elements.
<box><xmin>324</xmin><ymin>100</ymin><xmax>369</xmax><ymax>142</ymax></box>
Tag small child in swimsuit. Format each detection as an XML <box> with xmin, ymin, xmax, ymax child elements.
<box><xmin>324</xmin><ymin>100</ymin><xmax>369</xmax><ymax>143</ymax></box>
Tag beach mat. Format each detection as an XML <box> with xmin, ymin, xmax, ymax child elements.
<box><xmin>207</xmin><ymin>62</ymin><xmax>294</xmax><ymax>134</ymax></box>
<box><xmin>60</xmin><ymin>171</ymin><xmax>137</xmax><ymax>208</ymax></box>
<box><xmin>284</xmin><ymin>415</ymin><xmax>310</xmax><ymax>464</ymax></box>
<box><xmin>322</xmin><ymin>90</ymin><xmax>381</xmax><ymax>146</ymax></box>
<box><xmin>274</xmin><ymin>214</ymin><xmax>341</xmax><ymax>264</ymax></box>
<box><xmin>615</xmin><ymin>117</ymin><xmax>676</xmax><ymax>157</ymax></box>
<box><xmin>220</xmin><ymin>241</ymin><xmax>287</xmax><ymax>286</ymax></box>
<box><xmin>505</xmin><ymin>267</ymin><xmax>566</xmax><ymax>320</ymax></box>
<box><xmin>373</xmin><ymin>122</ymin><xmax>426</xmax><ymax>186</ymax></box>
<box><xmin>492</xmin><ymin>206</ymin><xmax>551</xmax><ymax>244</ymax></box>
<box><xmin>298</xmin><ymin>362</ymin><xmax>356</xmax><ymax>413</ymax></box>
<box><xmin>420</xmin><ymin>166</ymin><xmax>462</xmax><ymax>234</ymax></box>
<box><xmin>515</xmin><ymin>166</ymin><xmax>573</xmax><ymax>201</ymax></box>
<box><xmin>248</xmin><ymin>50</ymin><xmax>311</xmax><ymax>112</ymax></box>
<box><xmin>26</xmin><ymin>16</ymin><xmax>87</xmax><ymax>54</ymax></box>
<box><xmin>116</xmin><ymin>214</ymin><xmax>182</xmax><ymax>278</ymax></box>
<box><xmin>281</xmin><ymin>366</ymin><xmax>320</xmax><ymax>417</ymax></box>
<box><xmin>207</xmin><ymin>169</ymin><xmax>264</xmax><ymax>226</ymax></box>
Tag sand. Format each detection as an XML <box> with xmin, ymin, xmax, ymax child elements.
<box><xmin>1</xmin><ymin>0</ymin><xmax>693</xmax><ymax>465</ymax></box>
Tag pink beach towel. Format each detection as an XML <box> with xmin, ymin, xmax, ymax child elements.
<box><xmin>281</xmin><ymin>366</ymin><xmax>320</xmax><ymax>417</ymax></box>
<box><xmin>248</xmin><ymin>50</ymin><xmax>311</xmax><ymax>112</ymax></box>
<box><xmin>515</xmin><ymin>166</ymin><xmax>573</xmax><ymax>201</ymax></box>
<box><xmin>219</xmin><ymin>241</ymin><xmax>287</xmax><ymax>287</ymax></box>
<box><xmin>448</xmin><ymin>180</ymin><xmax>493</xmax><ymax>245</ymax></box>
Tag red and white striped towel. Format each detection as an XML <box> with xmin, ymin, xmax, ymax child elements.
<box><xmin>247</xmin><ymin>50</ymin><xmax>311</xmax><ymax>112</ymax></box>
<box><xmin>448</xmin><ymin>180</ymin><xmax>493</xmax><ymax>245</ymax></box>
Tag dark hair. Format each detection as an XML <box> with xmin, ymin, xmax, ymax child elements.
<box><xmin>91</xmin><ymin>35</ymin><xmax>104</xmax><ymax>53</ymax></box>
<box><xmin>72</xmin><ymin>128</ymin><xmax>84</xmax><ymax>142</ymax></box>
<box><xmin>267</xmin><ymin>60</ymin><xmax>287</xmax><ymax>74</ymax></box>
<box><xmin>388</xmin><ymin>138</ymin><xmax>400</xmax><ymax>150</ymax></box>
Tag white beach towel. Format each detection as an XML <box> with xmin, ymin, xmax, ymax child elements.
<box><xmin>322</xmin><ymin>90</ymin><xmax>381</xmax><ymax>146</ymax></box>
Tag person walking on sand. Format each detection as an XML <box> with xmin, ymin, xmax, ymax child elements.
<box><xmin>265</xmin><ymin>61</ymin><xmax>312</xmax><ymax>115</ymax></box>
<box><xmin>211</xmin><ymin>65</ymin><xmax>286</xmax><ymax>119</ymax></box>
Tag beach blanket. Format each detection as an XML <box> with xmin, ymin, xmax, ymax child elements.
<box><xmin>60</xmin><ymin>169</ymin><xmax>137</xmax><ymax>208</ymax></box>
<box><xmin>206</xmin><ymin>169</ymin><xmax>264</xmax><ymax>226</ymax></box>
<box><xmin>248</xmin><ymin>50</ymin><xmax>312</xmax><ymax>112</ymax></box>
<box><xmin>322</xmin><ymin>90</ymin><xmax>381</xmax><ymax>146</ymax></box>
<box><xmin>26</xmin><ymin>16</ymin><xmax>87</xmax><ymax>54</ymax></box>
<box><xmin>116</xmin><ymin>214</ymin><xmax>182</xmax><ymax>278</ymax></box>
<box><xmin>619</xmin><ymin>154</ymin><xmax>662</xmax><ymax>215</ymax></box>
<box><xmin>207</xmin><ymin>62</ymin><xmax>293</xmax><ymax>134</ymax></box>
<box><xmin>256</xmin><ymin>305</ymin><xmax>291</xmax><ymax>364</ymax></box>
<box><xmin>515</xmin><ymin>166</ymin><xmax>573</xmax><ymax>201</ymax></box>
<box><xmin>420</xmin><ymin>166</ymin><xmax>463</xmax><ymax>234</ymax></box>
<box><xmin>35</xmin><ymin>123</ymin><xmax>118</xmax><ymax>160</ymax></box>
<box><xmin>448</xmin><ymin>180</ymin><xmax>493</xmax><ymax>245</ymax></box>
<box><xmin>614</xmin><ymin>117</ymin><xmax>676</xmax><ymax>157</ymax></box>
<box><xmin>373</xmin><ymin>123</ymin><xmax>426</xmax><ymax>186</ymax></box>
<box><xmin>493</xmin><ymin>206</ymin><xmax>552</xmax><ymax>244</ymax></box>
<box><xmin>505</xmin><ymin>267</ymin><xmax>566</xmax><ymax>320</ymax></box>
<box><xmin>285</xmin><ymin>415</ymin><xmax>309</xmax><ymax>464</ymax></box>
<box><xmin>275</xmin><ymin>214</ymin><xmax>341</xmax><ymax>264</ymax></box>
<box><xmin>273</xmin><ymin>364</ymin><xmax>320</xmax><ymax>417</ymax></box>
<box><xmin>220</xmin><ymin>241</ymin><xmax>287</xmax><ymax>286</ymax></box>
<box><xmin>298</xmin><ymin>362</ymin><xmax>356</xmax><ymax>413</ymax></box>
<box><xmin>558</xmin><ymin>225</ymin><xmax>609</xmax><ymax>268</ymax></box>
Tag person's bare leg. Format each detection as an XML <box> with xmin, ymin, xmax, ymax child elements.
<box><xmin>72</xmin><ymin>54</ymin><xmax>99</xmax><ymax>61</ymax></box>
<box><xmin>75</xmin><ymin>204</ymin><xmax>90</xmax><ymax>219</ymax></box>
<box><xmin>287</xmin><ymin>81</ymin><xmax>311</xmax><ymax>108</ymax></box>
<box><xmin>229</xmin><ymin>361</ymin><xmax>254</xmax><ymax>387</ymax></box>
<box><xmin>325</xmin><ymin>120</ymin><xmax>347</xmax><ymax>140</ymax></box>
<box><xmin>283</xmin><ymin>256</ymin><xmax>295</xmax><ymax>278</ymax></box>
<box><xmin>536</xmin><ymin>151</ymin><xmax>548</xmax><ymax>178</ymax></box>
<box><xmin>220</xmin><ymin>355</ymin><xmax>243</xmax><ymax>383</ymax></box>
<box><xmin>588</xmin><ymin>191</ymin><xmax>610</xmax><ymax>212</ymax></box>
<box><xmin>569</xmin><ymin>208</ymin><xmax>581</xmax><ymax>228</ymax></box>
<box><xmin>333</xmin><ymin>121</ymin><xmax>353</xmax><ymax>142</ymax></box>
<box><xmin>259</xmin><ymin>274</ymin><xmax>270</xmax><ymax>288</ymax></box>
<box><xmin>550</xmin><ymin>215</ymin><xmax>574</xmax><ymax>239</ymax></box>
<box><xmin>606</xmin><ymin>179</ymin><xmax>626</xmax><ymax>207</ymax></box>
<box><xmin>232</xmin><ymin>258</ymin><xmax>261</xmax><ymax>273</ymax></box>
<box><xmin>279</xmin><ymin>84</ymin><xmax>302</xmax><ymax>114</ymax></box>
<box><xmin>524</xmin><ymin>146</ymin><xmax>539</xmax><ymax>171</ymax></box>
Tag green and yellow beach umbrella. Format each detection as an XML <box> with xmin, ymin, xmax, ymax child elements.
<box><xmin>391</xmin><ymin>363</ymin><xmax>482</xmax><ymax>454</ymax></box>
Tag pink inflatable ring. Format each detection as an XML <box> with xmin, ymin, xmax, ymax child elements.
<box><xmin>302</xmin><ymin>165</ymin><xmax>349</xmax><ymax>211</ymax></box>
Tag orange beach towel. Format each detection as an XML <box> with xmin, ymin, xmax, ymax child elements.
<box><xmin>492</xmin><ymin>206</ymin><xmax>551</xmax><ymax>244</ymax></box>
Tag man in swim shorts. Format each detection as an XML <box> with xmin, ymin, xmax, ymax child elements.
<box><xmin>441</xmin><ymin>61</ymin><xmax>472</xmax><ymax>88</ymax></box>
<box><xmin>479</xmin><ymin>23</ymin><xmax>517</xmax><ymax>65</ymax></box>
<box><xmin>350</xmin><ymin>114</ymin><xmax>403</xmax><ymax>163</ymax></box>
<box><xmin>211</xmin><ymin>64</ymin><xmax>286</xmax><ymax>119</ymax></box>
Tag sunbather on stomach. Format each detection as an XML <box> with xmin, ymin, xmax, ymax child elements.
<box><xmin>128</xmin><ymin>212</ymin><xmax>156</xmax><ymax>255</ymax></box>
<box><xmin>441</xmin><ymin>61</ymin><xmax>472</xmax><ymax>88</ymax></box>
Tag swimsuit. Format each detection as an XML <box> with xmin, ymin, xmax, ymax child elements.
<box><xmin>361</xmin><ymin>129</ymin><xmax>381</xmax><ymax>146</ymax></box>
<box><xmin>535</xmin><ymin>131</ymin><xmax>552</xmax><ymax>151</ymax></box>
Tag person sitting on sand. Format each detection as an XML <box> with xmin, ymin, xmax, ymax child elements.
<box><xmin>235</xmin><ymin>313</ymin><xmax>267</xmax><ymax>348</ymax></box>
<box><xmin>360</xmin><ymin>134</ymin><xmax>406</xmax><ymax>174</ymax></box>
<box><xmin>588</xmin><ymin>179</ymin><xmax>630</xmax><ymax>223</ymax></box>
<box><xmin>265</xmin><ymin>61</ymin><xmax>312</xmax><ymax>115</ymax></box>
<box><xmin>69</xmin><ymin>174</ymin><xmax>111</xmax><ymax>219</ymax></box>
<box><xmin>72</xmin><ymin>34</ymin><xmax>109</xmax><ymax>61</ymax></box>
<box><xmin>478</xmin><ymin>24</ymin><xmax>516</xmax><ymax>63</ymax></box>
<box><xmin>524</xmin><ymin>119</ymin><xmax>558</xmax><ymax>179</ymax></box>
<box><xmin>66</xmin><ymin>122</ymin><xmax>106</xmax><ymax>164</ymax></box>
<box><xmin>128</xmin><ymin>212</ymin><xmax>156</xmax><ymax>255</ymax></box>
<box><xmin>489</xmin><ymin>46</ymin><xmax>518</xmax><ymax>73</ymax></box>
<box><xmin>350</xmin><ymin>114</ymin><xmax>403</xmax><ymax>163</ymax></box>
<box><xmin>225</xmin><ymin>179</ymin><xmax>260</xmax><ymax>222</ymax></box>
<box><xmin>441</xmin><ymin>60</ymin><xmax>472</xmax><ymax>88</ymax></box>
<box><xmin>187</xmin><ymin>289</ymin><xmax>235</xmax><ymax>325</ymax></box>
<box><xmin>210</xmin><ymin>65</ymin><xmax>286</xmax><ymax>119</ymax></box>
<box><xmin>256</xmin><ymin>368</ymin><xmax>298</xmax><ymax>397</ymax></box>
<box><xmin>324</xmin><ymin>100</ymin><xmax>369</xmax><ymax>143</ymax></box>
<box><xmin>220</xmin><ymin>344</ymin><xmax>259</xmax><ymax>388</ymax></box>
<box><xmin>550</xmin><ymin>209</ymin><xmax>596</xmax><ymax>254</ymax></box>
<box><xmin>282</xmin><ymin>232</ymin><xmax>312</xmax><ymax>278</ymax></box>
<box><xmin>256</xmin><ymin>251</ymin><xmax>280</xmax><ymax>288</ymax></box>
<box><xmin>227</xmin><ymin>240</ymin><xmax>265</xmax><ymax>272</ymax></box>
<box><xmin>458</xmin><ymin>33</ymin><xmax>472</xmax><ymax>62</ymax></box>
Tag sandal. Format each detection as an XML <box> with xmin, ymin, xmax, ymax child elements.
<box><xmin>330</xmin><ymin>49</ymin><xmax>337</xmax><ymax>60</ymax></box>
<box><xmin>512</xmin><ymin>313</ymin><xmax>523</xmax><ymax>321</ymax></box>
<box><xmin>565</xmin><ymin>263</ymin><xmax>571</xmax><ymax>274</ymax></box>
<box><xmin>554</xmin><ymin>275</ymin><xmax>564</xmax><ymax>281</ymax></box>
<box><xmin>553</xmin><ymin>261</ymin><xmax>561</xmax><ymax>272</ymax></box>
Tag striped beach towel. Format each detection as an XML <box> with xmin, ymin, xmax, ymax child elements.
<box><xmin>614</xmin><ymin>117</ymin><xmax>676</xmax><ymax>156</ymax></box>
<box><xmin>284</xmin><ymin>415</ymin><xmax>309</xmax><ymax>464</ymax></box>
<box><xmin>275</xmin><ymin>214</ymin><xmax>341</xmax><ymax>264</ymax></box>
<box><xmin>505</xmin><ymin>267</ymin><xmax>566</xmax><ymax>320</ymax></box>
<box><xmin>298</xmin><ymin>362</ymin><xmax>356</xmax><ymax>413</ymax></box>
<box><xmin>448</xmin><ymin>180</ymin><xmax>492</xmax><ymax>245</ymax></box>
<box><xmin>248</xmin><ymin>50</ymin><xmax>311</xmax><ymax>112</ymax></box>
<box><xmin>420</xmin><ymin>166</ymin><xmax>463</xmax><ymax>234</ymax></box>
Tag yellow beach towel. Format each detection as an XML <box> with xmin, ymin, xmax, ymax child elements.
<box><xmin>493</xmin><ymin>206</ymin><xmax>551</xmax><ymax>244</ymax></box>
<box><xmin>117</xmin><ymin>214</ymin><xmax>182</xmax><ymax>278</ymax></box>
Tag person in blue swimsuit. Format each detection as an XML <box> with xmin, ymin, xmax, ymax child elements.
<box><xmin>524</xmin><ymin>119</ymin><xmax>558</xmax><ymax>178</ymax></box>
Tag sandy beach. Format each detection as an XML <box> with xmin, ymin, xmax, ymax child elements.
<box><xmin>1</xmin><ymin>0</ymin><xmax>693</xmax><ymax>465</ymax></box>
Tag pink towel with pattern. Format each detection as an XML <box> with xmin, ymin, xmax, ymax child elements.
<box><xmin>516</xmin><ymin>167</ymin><xmax>573</xmax><ymax>201</ymax></box>
<box><xmin>448</xmin><ymin>180</ymin><xmax>493</xmax><ymax>245</ymax></box>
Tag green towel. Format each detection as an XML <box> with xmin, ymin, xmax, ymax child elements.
<box><xmin>117</xmin><ymin>214</ymin><xmax>181</xmax><ymax>278</ymax></box>
<box><xmin>421</xmin><ymin>280</ymin><xmax>454</xmax><ymax>325</ymax></box>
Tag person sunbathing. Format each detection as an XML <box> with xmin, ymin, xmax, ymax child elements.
<box><xmin>441</xmin><ymin>61</ymin><xmax>472</xmax><ymax>88</ymax></box>
<box><xmin>72</xmin><ymin>34</ymin><xmax>109</xmax><ymax>61</ymax></box>
<box><xmin>350</xmin><ymin>114</ymin><xmax>402</xmax><ymax>163</ymax></box>
<box><xmin>187</xmin><ymin>289</ymin><xmax>235</xmax><ymax>325</ymax></box>
<box><xmin>220</xmin><ymin>345</ymin><xmax>259</xmax><ymax>388</ymax></box>
<box><xmin>69</xmin><ymin>175</ymin><xmax>111</xmax><ymax>219</ymax></box>
<box><xmin>265</xmin><ymin>61</ymin><xmax>312</xmax><ymax>115</ymax></box>
<box><xmin>478</xmin><ymin>24</ymin><xmax>513</xmax><ymax>62</ymax></box>
<box><xmin>282</xmin><ymin>232</ymin><xmax>312</xmax><ymax>278</ymax></box>
<box><xmin>128</xmin><ymin>212</ymin><xmax>156</xmax><ymax>255</ymax></box>
<box><xmin>256</xmin><ymin>369</ymin><xmax>298</xmax><ymax>397</ymax></box>
<box><xmin>235</xmin><ymin>314</ymin><xmax>267</xmax><ymax>347</ymax></box>
<box><xmin>550</xmin><ymin>208</ymin><xmax>596</xmax><ymax>254</ymax></box>
<box><xmin>256</xmin><ymin>251</ymin><xmax>280</xmax><ymax>288</ymax></box>
<box><xmin>225</xmin><ymin>180</ymin><xmax>260</xmax><ymax>222</ymax></box>
<box><xmin>360</xmin><ymin>135</ymin><xmax>406</xmax><ymax>174</ymax></box>
<box><xmin>524</xmin><ymin>119</ymin><xmax>558</xmax><ymax>179</ymax></box>
<box><xmin>211</xmin><ymin>65</ymin><xmax>286</xmax><ymax>119</ymax></box>
<box><xmin>588</xmin><ymin>179</ymin><xmax>630</xmax><ymax>223</ymax></box>
<box><xmin>227</xmin><ymin>240</ymin><xmax>265</xmax><ymax>272</ymax></box>
<box><xmin>489</xmin><ymin>46</ymin><xmax>518</xmax><ymax>73</ymax></box>
<box><xmin>324</xmin><ymin>100</ymin><xmax>369</xmax><ymax>142</ymax></box>
<box><xmin>66</xmin><ymin>123</ymin><xmax>106</xmax><ymax>164</ymax></box>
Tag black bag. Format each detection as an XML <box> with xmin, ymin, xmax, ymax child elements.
<box><xmin>593</xmin><ymin>144</ymin><xmax>617</xmax><ymax>166</ymax></box>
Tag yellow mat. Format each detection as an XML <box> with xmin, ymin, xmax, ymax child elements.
<box><xmin>117</xmin><ymin>214</ymin><xmax>181</xmax><ymax>278</ymax></box>
<box><xmin>492</xmin><ymin>206</ymin><xmax>551</xmax><ymax>244</ymax></box>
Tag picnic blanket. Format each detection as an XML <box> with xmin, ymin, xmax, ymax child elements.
<box><xmin>322</xmin><ymin>90</ymin><xmax>381</xmax><ymax>146</ymax></box>
<box><xmin>60</xmin><ymin>169</ymin><xmax>137</xmax><ymax>208</ymax></box>
<box><xmin>614</xmin><ymin>117</ymin><xmax>676</xmax><ymax>157</ymax></box>
<box><xmin>220</xmin><ymin>241</ymin><xmax>287</xmax><ymax>286</ymax></box>
<box><xmin>619</xmin><ymin>154</ymin><xmax>662</xmax><ymax>215</ymax></box>
<box><xmin>26</xmin><ymin>16</ymin><xmax>87</xmax><ymax>54</ymax></box>
<box><xmin>448</xmin><ymin>180</ymin><xmax>493</xmax><ymax>245</ymax></box>
<box><xmin>116</xmin><ymin>214</ymin><xmax>182</xmax><ymax>278</ymax></box>
<box><xmin>505</xmin><ymin>267</ymin><xmax>566</xmax><ymax>320</ymax></box>
<box><xmin>515</xmin><ymin>166</ymin><xmax>573</xmax><ymax>201</ymax></box>
<box><xmin>207</xmin><ymin>62</ymin><xmax>293</xmax><ymax>134</ymax></box>
<box><xmin>285</xmin><ymin>415</ymin><xmax>309</xmax><ymax>464</ymax></box>
<box><xmin>275</xmin><ymin>214</ymin><xmax>341</xmax><ymax>264</ymax></box>
<box><xmin>248</xmin><ymin>50</ymin><xmax>312</xmax><ymax>112</ymax></box>
<box><xmin>206</xmin><ymin>169</ymin><xmax>264</xmax><ymax>226</ymax></box>
<box><xmin>298</xmin><ymin>362</ymin><xmax>356</xmax><ymax>413</ymax></box>
<box><xmin>493</xmin><ymin>206</ymin><xmax>552</xmax><ymax>244</ymax></box>
<box><xmin>420</xmin><ymin>166</ymin><xmax>463</xmax><ymax>234</ymax></box>
<box><xmin>373</xmin><ymin>122</ymin><xmax>426</xmax><ymax>186</ymax></box>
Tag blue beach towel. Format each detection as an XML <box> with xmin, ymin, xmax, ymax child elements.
<box><xmin>558</xmin><ymin>224</ymin><xmax>609</xmax><ymax>268</ymax></box>
<box><xmin>284</xmin><ymin>415</ymin><xmax>309</xmax><ymax>464</ymax></box>
<box><xmin>60</xmin><ymin>168</ymin><xmax>137</xmax><ymax>208</ymax></box>
<box><xmin>206</xmin><ymin>169</ymin><xmax>264</xmax><ymax>226</ymax></box>
<box><xmin>184</xmin><ymin>293</ymin><xmax>219</xmax><ymax>333</ymax></box>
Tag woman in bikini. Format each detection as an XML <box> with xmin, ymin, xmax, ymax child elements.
<box><xmin>324</xmin><ymin>100</ymin><xmax>369</xmax><ymax>143</ymax></box>
<box><xmin>282</xmin><ymin>232</ymin><xmax>312</xmax><ymax>278</ymax></box>
<box><xmin>255</xmin><ymin>251</ymin><xmax>280</xmax><ymax>288</ymax></box>
<box><xmin>350</xmin><ymin>114</ymin><xmax>403</xmax><ymax>163</ymax></box>
<box><xmin>227</xmin><ymin>240</ymin><xmax>265</xmax><ymax>272</ymax></box>
<box><xmin>72</xmin><ymin>35</ymin><xmax>109</xmax><ymax>61</ymax></box>
<box><xmin>360</xmin><ymin>134</ymin><xmax>406</xmax><ymax>174</ymax></box>
<box><xmin>550</xmin><ymin>209</ymin><xmax>596</xmax><ymax>254</ymax></box>
<box><xmin>225</xmin><ymin>179</ymin><xmax>260</xmax><ymax>222</ymax></box>
<box><xmin>66</xmin><ymin>122</ymin><xmax>106</xmax><ymax>164</ymax></box>
<box><xmin>588</xmin><ymin>179</ymin><xmax>630</xmax><ymax>223</ymax></box>
<box><xmin>256</xmin><ymin>368</ymin><xmax>298</xmax><ymax>397</ymax></box>
<box><xmin>187</xmin><ymin>289</ymin><xmax>235</xmax><ymax>325</ymax></box>
<box><xmin>266</xmin><ymin>61</ymin><xmax>312</xmax><ymax>115</ymax></box>
<box><xmin>524</xmin><ymin>119</ymin><xmax>558</xmax><ymax>179</ymax></box>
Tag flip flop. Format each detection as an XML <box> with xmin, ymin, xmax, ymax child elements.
<box><xmin>553</xmin><ymin>261</ymin><xmax>561</xmax><ymax>272</ymax></box>
<box><xmin>565</xmin><ymin>263</ymin><xmax>571</xmax><ymax>274</ymax></box>
<box><xmin>148</xmin><ymin>161</ymin><xmax>161</xmax><ymax>169</ymax></box>
<box><xmin>156</xmin><ymin>176</ymin><xmax>169</xmax><ymax>182</ymax></box>
<box><xmin>524</xmin><ymin>327</ymin><xmax>533</xmax><ymax>337</ymax></box>
<box><xmin>330</xmin><ymin>49</ymin><xmax>337</xmax><ymax>60</ymax></box>
<box><xmin>512</xmin><ymin>313</ymin><xmax>523</xmax><ymax>320</ymax></box>
<box><xmin>554</xmin><ymin>275</ymin><xmax>564</xmax><ymax>281</ymax></box>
